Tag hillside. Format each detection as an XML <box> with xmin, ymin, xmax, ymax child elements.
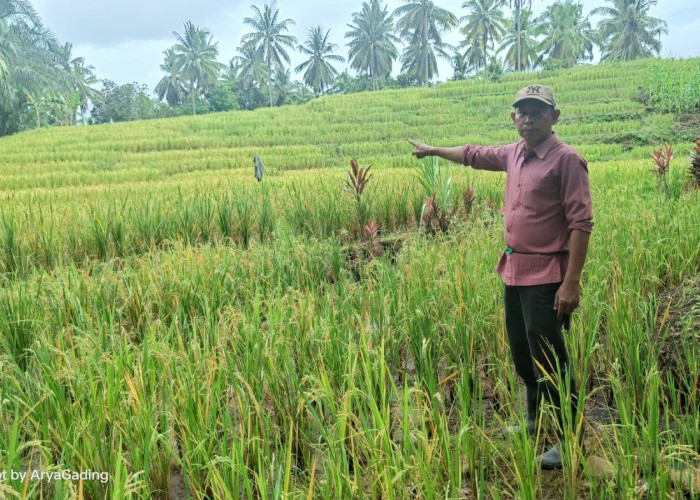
<box><xmin>1</xmin><ymin>58</ymin><xmax>697</xmax><ymax>194</ymax></box>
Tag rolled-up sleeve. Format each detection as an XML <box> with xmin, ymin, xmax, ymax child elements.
<box><xmin>559</xmin><ymin>155</ymin><xmax>594</xmax><ymax>234</ymax></box>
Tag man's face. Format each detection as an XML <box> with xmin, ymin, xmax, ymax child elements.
<box><xmin>511</xmin><ymin>99</ymin><xmax>560</xmax><ymax>147</ymax></box>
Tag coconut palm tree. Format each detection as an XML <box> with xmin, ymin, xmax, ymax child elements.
<box><xmin>394</xmin><ymin>0</ymin><xmax>458</xmax><ymax>85</ymax></box>
<box><xmin>593</xmin><ymin>0</ymin><xmax>668</xmax><ymax>61</ymax></box>
<box><xmin>398</xmin><ymin>36</ymin><xmax>451</xmax><ymax>84</ymax></box>
<box><xmin>497</xmin><ymin>8</ymin><xmax>543</xmax><ymax>71</ymax></box>
<box><xmin>537</xmin><ymin>0</ymin><xmax>594</xmax><ymax>68</ymax></box>
<box><xmin>155</xmin><ymin>48</ymin><xmax>186</xmax><ymax>107</ymax></box>
<box><xmin>231</xmin><ymin>41</ymin><xmax>269</xmax><ymax>89</ymax></box>
<box><xmin>269</xmin><ymin>67</ymin><xmax>301</xmax><ymax>106</ymax></box>
<box><xmin>463</xmin><ymin>43</ymin><xmax>487</xmax><ymax>75</ymax></box>
<box><xmin>1</xmin><ymin>0</ymin><xmax>61</xmax><ymax>131</ymax></box>
<box><xmin>228</xmin><ymin>41</ymin><xmax>270</xmax><ymax>110</ymax></box>
<box><xmin>241</xmin><ymin>2</ymin><xmax>297</xmax><ymax>106</ymax></box>
<box><xmin>295</xmin><ymin>26</ymin><xmax>345</xmax><ymax>96</ymax></box>
<box><xmin>459</xmin><ymin>0</ymin><xmax>507</xmax><ymax>75</ymax></box>
<box><xmin>345</xmin><ymin>0</ymin><xmax>400</xmax><ymax>91</ymax></box>
<box><xmin>171</xmin><ymin>21</ymin><xmax>225</xmax><ymax>115</ymax></box>
<box><xmin>52</xmin><ymin>42</ymin><xmax>100</xmax><ymax>124</ymax></box>
<box><xmin>0</xmin><ymin>0</ymin><xmax>46</xmax><ymax>80</ymax></box>
<box><xmin>450</xmin><ymin>48</ymin><xmax>470</xmax><ymax>80</ymax></box>
<box><xmin>505</xmin><ymin>0</ymin><xmax>533</xmax><ymax>72</ymax></box>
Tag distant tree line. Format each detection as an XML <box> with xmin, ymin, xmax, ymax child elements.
<box><xmin>0</xmin><ymin>0</ymin><xmax>669</xmax><ymax>135</ymax></box>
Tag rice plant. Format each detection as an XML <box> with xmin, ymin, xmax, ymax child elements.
<box><xmin>0</xmin><ymin>58</ymin><xmax>698</xmax><ymax>499</ymax></box>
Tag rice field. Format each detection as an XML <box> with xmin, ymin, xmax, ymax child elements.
<box><xmin>0</xmin><ymin>58</ymin><xmax>699</xmax><ymax>499</ymax></box>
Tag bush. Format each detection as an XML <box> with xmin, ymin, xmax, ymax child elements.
<box><xmin>690</xmin><ymin>139</ymin><xmax>700</xmax><ymax>188</ymax></box>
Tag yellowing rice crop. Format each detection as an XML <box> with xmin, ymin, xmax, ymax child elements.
<box><xmin>0</xmin><ymin>58</ymin><xmax>699</xmax><ymax>499</ymax></box>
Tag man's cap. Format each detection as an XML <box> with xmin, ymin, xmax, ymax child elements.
<box><xmin>512</xmin><ymin>84</ymin><xmax>556</xmax><ymax>108</ymax></box>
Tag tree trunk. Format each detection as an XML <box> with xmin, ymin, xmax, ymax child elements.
<box><xmin>191</xmin><ymin>84</ymin><xmax>196</xmax><ymax>115</ymax></box>
<box><xmin>423</xmin><ymin>16</ymin><xmax>429</xmax><ymax>85</ymax></box>
<box><xmin>516</xmin><ymin>3</ymin><xmax>521</xmax><ymax>71</ymax></box>
<box><xmin>267</xmin><ymin>59</ymin><xmax>274</xmax><ymax>106</ymax></box>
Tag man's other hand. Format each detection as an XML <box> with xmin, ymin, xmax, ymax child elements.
<box><xmin>554</xmin><ymin>281</ymin><xmax>581</xmax><ymax>320</ymax></box>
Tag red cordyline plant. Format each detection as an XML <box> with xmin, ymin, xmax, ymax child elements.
<box><xmin>651</xmin><ymin>144</ymin><xmax>673</xmax><ymax>176</ymax></box>
<box><xmin>362</xmin><ymin>221</ymin><xmax>382</xmax><ymax>256</ymax></box>
<box><xmin>362</xmin><ymin>221</ymin><xmax>379</xmax><ymax>240</ymax></box>
<box><xmin>689</xmin><ymin>138</ymin><xmax>700</xmax><ymax>188</ymax></box>
<box><xmin>421</xmin><ymin>195</ymin><xmax>453</xmax><ymax>234</ymax></box>
<box><xmin>341</xmin><ymin>158</ymin><xmax>374</xmax><ymax>238</ymax></box>
<box><xmin>463</xmin><ymin>186</ymin><xmax>476</xmax><ymax>217</ymax></box>
<box><xmin>341</xmin><ymin>159</ymin><xmax>373</xmax><ymax>204</ymax></box>
<box><xmin>651</xmin><ymin>144</ymin><xmax>673</xmax><ymax>194</ymax></box>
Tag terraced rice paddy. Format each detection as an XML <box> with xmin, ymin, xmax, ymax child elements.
<box><xmin>0</xmin><ymin>58</ymin><xmax>698</xmax><ymax>499</ymax></box>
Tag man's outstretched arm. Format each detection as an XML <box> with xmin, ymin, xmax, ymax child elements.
<box><xmin>408</xmin><ymin>139</ymin><xmax>464</xmax><ymax>164</ymax></box>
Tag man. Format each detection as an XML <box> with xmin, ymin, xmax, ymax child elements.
<box><xmin>408</xmin><ymin>84</ymin><xmax>593</xmax><ymax>469</ymax></box>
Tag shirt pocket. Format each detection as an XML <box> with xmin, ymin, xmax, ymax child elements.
<box><xmin>520</xmin><ymin>168</ymin><xmax>559</xmax><ymax>210</ymax></box>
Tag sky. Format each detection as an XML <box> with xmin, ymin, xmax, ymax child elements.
<box><xmin>29</xmin><ymin>0</ymin><xmax>700</xmax><ymax>97</ymax></box>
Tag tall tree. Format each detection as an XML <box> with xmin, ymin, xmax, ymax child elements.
<box><xmin>398</xmin><ymin>39</ymin><xmax>450</xmax><ymax>84</ymax></box>
<box><xmin>593</xmin><ymin>0</ymin><xmax>668</xmax><ymax>61</ymax></box>
<box><xmin>91</xmin><ymin>80</ymin><xmax>167</xmax><ymax>123</ymax></box>
<box><xmin>506</xmin><ymin>0</ymin><xmax>534</xmax><ymax>72</ymax></box>
<box><xmin>537</xmin><ymin>1</ymin><xmax>594</xmax><ymax>68</ymax></box>
<box><xmin>345</xmin><ymin>0</ymin><xmax>400</xmax><ymax>91</ymax></box>
<box><xmin>241</xmin><ymin>2</ymin><xmax>297</xmax><ymax>106</ymax></box>
<box><xmin>459</xmin><ymin>0</ymin><xmax>507</xmax><ymax>75</ymax></box>
<box><xmin>52</xmin><ymin>41</ymin><xmax>99</xmax><ymax>124</ymax></box>
<box><xmin>230</xmin><ymin>41</ymin><xmax>269</xmax><ymax>89</ymax></box>
<box><xmin>171</xmin><ymin>21</ymin><xmax>225</xmax><ymax>115</ymax></box>
<box><xmin>449</xmin><ymin>48</ymin><xmax>470</xmax><ymax>80</ymax></box>
<box><xmin>0</xmin><ymin>0</ymin><xmax>47</xmax><ymax>85</ymax></box>
<box><xmin>497</xmin><ymin>8</ymin><xmax>542</xmax><ymax>71</ymax></box>
<box><xmin>155</xmin><ymin>48</ymin><xmax>186</xmax><ymax>107</ymax></box>
<box><xmin>1</xmin><ymin>0</ymin><xmax>61</xmax><ymax>133</ymax></box>
<box><xmin>462</xmin><ymin>42</ymin><xmax>486</xmax><ymax>75</ymax></box>
<box><xmin>394</xmin><ymin>0</ymin><xmax>458</xmax><ymax>85</ymax></box>
<box><xmin>295</xmin><ymin>26</ymin><xmax>344</xmax><ymax>96</ymax></box>
<box><xmin>228</xmin><ymin>43</ymin><xmax>269</xmax><ymax>110</ymax></box>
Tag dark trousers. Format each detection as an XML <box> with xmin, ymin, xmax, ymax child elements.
<box><xmin>504</xmin><ymin>283</ymin><xmax>578</xmax><ymax>433</ymax></box>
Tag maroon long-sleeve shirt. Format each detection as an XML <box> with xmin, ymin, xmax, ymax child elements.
<box><xmin>462</xmin><ymin>132</ymin><xmax>593</xmax><ymax>286</ymax></box>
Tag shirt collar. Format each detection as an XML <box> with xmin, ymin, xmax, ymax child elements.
<box><xmin>521</xmin><ymin>132</ymin><xmax>558</xmax><ymax>159</ymax></box>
